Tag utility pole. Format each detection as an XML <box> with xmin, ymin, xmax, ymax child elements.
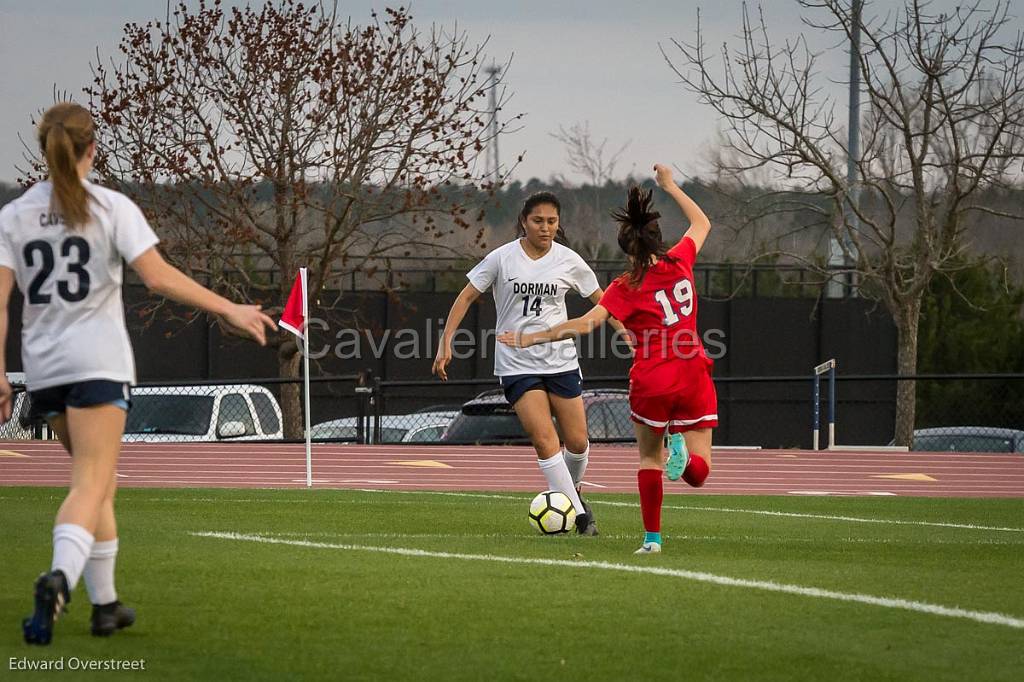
<box><xmin>828</xmin><ymin>0</ymin><xmax>861</xmax><ymax>298</ymax></box>
<box><xmin>485</xmin><ymin>65</ymin><xmax>501</xmax><ymax>182</ymax></box>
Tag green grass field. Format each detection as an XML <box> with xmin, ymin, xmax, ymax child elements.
<box><xmin>1</xmin><ymin>487</ymin><xmax>1022</xmax><ymax>681</ymax></box>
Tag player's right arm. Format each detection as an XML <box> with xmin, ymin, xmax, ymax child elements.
<box><xmin>497</xmin><ymin>305</ymin><xmax>611</xmax><ymax>348</ymax></box>
<box><xmin>655</xmin><ymin>164</ymin><xmax>711</xmax><ymax>255</ymax></box>
<box><xmin>130</xmin><ymin>247</ymin><xmax>275</xmax><ymax>346</ymax></box>
<box><xmin>0</xmin><ymin>266</ymin><xmax>14</xmax><ymax>423</ymax></box>
<box><xmin>433</xmin><ymin>283</ymin><xmax>483</xmax><ymax>381</ymax></box>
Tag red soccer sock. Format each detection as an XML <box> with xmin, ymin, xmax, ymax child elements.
<box><xmin>683</xmin><ymin>454</ymin><xmax>710</xmax><ymax>487</ymax></box>
<box><xmin>637</xmin><ymin>468</ymin><xmax>663</xmax><ymax>533</ymax></box>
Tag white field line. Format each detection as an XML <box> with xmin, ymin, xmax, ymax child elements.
<box><xmin>190</xmin><ymin>530</ymin><xmax>1024</xmax><ymax>630</ymax></box>
<box><xmin>351</xmin><ymin>489</ymin><xmax>1024</xmax><ymax>533</ymax></box>
<box><xmin>256</xmin><ymin>531</ymin><xmax>1022</xmax><ymax>546</ymax></box>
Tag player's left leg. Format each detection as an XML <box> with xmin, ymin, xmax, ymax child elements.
<box><xmin>546</xmin><ymin>392</ymin><xmax>589</xmax><ymax>486</ymax></box>
<box><xmin>513</xmin><ymin>390</ymin><xmax>587</xmax><ymax>527</ymax></box>
<box><xmin>87</xmin><ymin>473</ymin><xmax>135</xmax><ymax>637</ymax></box>
<box><xmin>546</xmin><ymin>392</ymin><xmax>597</xmax><ymax>535</ymax></box>
<box><xmin>47</xmin><ymin>414</ymin><xmax>72</xmax><ymax>453</ymax></box>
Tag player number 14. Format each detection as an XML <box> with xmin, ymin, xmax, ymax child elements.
<box><xmin>521</xmin><ymin>295</ymin><xmax>542</xmax><ymax>317</ymax></box>
<box><xmin>654</xmin><ymin>278</ymin><xmax>694</xmax><ymax>325</ymax></box>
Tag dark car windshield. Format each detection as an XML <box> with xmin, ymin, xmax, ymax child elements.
<box><xmin>125</xmin><ymin>395</ymin><xmax>215</xmax><ymax>436</ymax></box>
<box><xmin>442</xmin><ymin>413</ymin><xmax>529</xmax><ymax>444</ymax></box>
<box><xmin>311</xmin><ymin>425</ymin><xmax>407</xmax><ymax>443</ymax></box>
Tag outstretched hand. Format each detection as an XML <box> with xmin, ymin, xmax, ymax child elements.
<box><xmin>220</xmin><ymin>304</ymin><xmax>276</xmax><ymax>346</ymax></box>
<box><xmin>496</xmin><ymin>331</ymin><xmax>534</xmax><ymax>348</ymax></box>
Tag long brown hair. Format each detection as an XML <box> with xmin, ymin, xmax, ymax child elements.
<box><xmin>37</xmin><ymin>103</ymin><xmax>95</xmax><ymax>229</ymax></box>
<box><xmin>611</xmin><ymin>186</ymin><xmax>675</xmax><ymax>286</ymax></box>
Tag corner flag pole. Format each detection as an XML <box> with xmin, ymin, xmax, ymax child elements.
<box><xmin>301</xmin><ymin>267</ymin><xmax>312</xmax><ymax>488</ymax></box>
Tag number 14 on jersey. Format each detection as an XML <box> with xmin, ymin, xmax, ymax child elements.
<box><xmin>521</xmin><ymin>295</ymin><xmax>542</xmax><ymax>317</ymax></box>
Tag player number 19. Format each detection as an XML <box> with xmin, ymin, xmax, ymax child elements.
<box><xmin>654</xmin><ymin>278</ymin><xmax>693</xmax><ymax>325</ymax></box>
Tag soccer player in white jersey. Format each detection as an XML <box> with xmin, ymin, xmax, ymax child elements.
<box><xmin>0</xmin><ymin>103</ymin><xmax>276</xmax><ymax>645</ymax></box>
<box><xmin>432</xmin><ymin>192</ymin><xmax>623</xmax><ymax>535</ymax></box>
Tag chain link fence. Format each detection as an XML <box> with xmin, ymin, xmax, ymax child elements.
<box><xmin>2</xmin><ymin>373</ymin><xmax>1021</xmax><ymax>451</ymax></box>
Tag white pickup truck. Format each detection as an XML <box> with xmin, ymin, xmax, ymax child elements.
<box><xmin>1</xmin><ymin>377</ymin><xmax>283</xmax><ymax>443</ymax></box>
<box><xmin>123</xmin><ymin>384</ymin><xmax>284</xmax><ymax>442</ymax></box>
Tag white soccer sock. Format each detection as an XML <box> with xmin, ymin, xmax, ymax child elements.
<box><xmin>563</xmin><ymin>445</ymin><xmax>590</xmax><ymax>488</ymax></box>
<box><xmin>51</xmin><ymin>523</ymin><xmax>95</xmax><ymax>589</ymax></box>
<box><xmin>537</xmin><ymin>453</ymin><xmax>585</xmax><ymax>515</ymax></box>
<box><xmin>83</xmin><ymin>539</ymin><xmax>119</xmax><ymax>605</ymax></box>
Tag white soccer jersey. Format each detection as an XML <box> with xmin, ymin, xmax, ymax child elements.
<box><xmin>467</xmin><ymin>240</ymin><xmax>600</xmax><ymax>376</ymax></box>
<box><xmin>0</xmin><ymin>180</ymin><xmax>159</xmax><ymax>390</ymax></box>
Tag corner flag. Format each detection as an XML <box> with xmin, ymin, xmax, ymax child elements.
<box><xmin>279</xmin><ymin>269</ymin><xmax>307</xmax><ymax>339</ymax></box>
<box><xmin>279</xmin><ymin>267</ymin><xmax>313</xmax><ymax>488</ymax></box>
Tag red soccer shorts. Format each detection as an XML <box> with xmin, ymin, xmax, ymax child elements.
<box><xmin>629</xmin><ymin>368</ymin><xmax>718</xmax><ymax>433</ymax></box>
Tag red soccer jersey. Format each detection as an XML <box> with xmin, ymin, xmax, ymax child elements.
<box><xmin>599</xmin><ymin>237</ymin><xmax>710</xmax><ymax>397</ymax></box>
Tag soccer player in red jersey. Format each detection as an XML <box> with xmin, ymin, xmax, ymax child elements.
<box><xmin>498</xmin><ymin>164</ymin><xmax>714</xmax><ymax>554</ymax></box>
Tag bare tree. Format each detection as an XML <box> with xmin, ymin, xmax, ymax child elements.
<box><xmin>21</xmin><ymin>1</ymin><xmax>515</xmax><ymax>436</ymax></box>
<box><xmin>664</xmin><ymin>0</ymin><xmax>1024</xmax><ymax>444</ymax></box>
<box><xmin>550</xmin><ymin>122</ymin><xmax>630</xmax><ymax>259</ymax></box>
<box><xmin>551</xmin><ymin>122</ymin><xmax>630</xmax><ymax>188</ymax></box>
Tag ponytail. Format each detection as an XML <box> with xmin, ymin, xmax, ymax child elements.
<box><xmin>611</xmin><ymin>186</ymin><xmax>673</xmax><ymax>286</ymax></box>
<box><xmin>38</xmin><ymin>103</ymin><xmax>95</xmax><ymax>229</ymax></box>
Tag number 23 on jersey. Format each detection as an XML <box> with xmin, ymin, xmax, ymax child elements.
<box><xmin>23</xmin><ymin>237</ymin><xmax>91</xmax><ymax>304</ymax></box>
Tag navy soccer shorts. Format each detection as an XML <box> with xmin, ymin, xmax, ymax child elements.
<box><xmin>499</xmin><ymin>369</ymin><xmax>583</xmax><ymax>405</ymax></box>
<box><xmin>29</xmin><ymin>380</ymin><xmax>132</xmax><ymax>420</ymax></box>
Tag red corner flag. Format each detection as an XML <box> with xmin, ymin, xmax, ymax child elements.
<box><xmin>278</xmin><ymin>268</ymin><xmax>307</xmax><ymax>340</ymax></box>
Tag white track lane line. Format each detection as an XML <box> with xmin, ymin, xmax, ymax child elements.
<box><xmin>190</xmin><ymin>530</ymin><xmax>1024</xmax><ymax>630</ymax></box>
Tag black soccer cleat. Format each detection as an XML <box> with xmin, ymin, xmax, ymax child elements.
<box><xmin>22</xmin><ymin>570</ymin><xmax>70</xmax><ymax>646</ymax></box>
<box><xmin>91</xmin><ymin>601</ymin><xmax>136</xmax><ymax>637</ymax></box>
<box><xmin>575</xmin><ymin>491</ymin><xmax>599</xmax><ymax>536</ymax></box>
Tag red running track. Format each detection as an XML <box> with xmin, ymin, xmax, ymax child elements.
<box><xmin>2</xmin><ymin>442</ymin><xmax>1023</xmax><ymax>497</ymax></box>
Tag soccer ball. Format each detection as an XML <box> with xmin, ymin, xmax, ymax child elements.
<box><xmin>528</xmin><ymin>490</ymin><xmax>577</xmax><ymax>535</ymax></box>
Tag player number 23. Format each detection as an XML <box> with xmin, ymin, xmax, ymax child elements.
<box><xmin>22</xmin><ymin>238</ymin><xmax>92</xmax><ymax>305</ymax></box>
<box><xmin>653</xmin><ymin>278</ymin><xmax>693</xmax><ymax>325</ymax></box>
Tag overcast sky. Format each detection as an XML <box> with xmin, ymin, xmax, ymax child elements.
<box><xmin>1</xmin><ymin>0</ymin><xmax>1020</xmax><ymax>185</ymax></box>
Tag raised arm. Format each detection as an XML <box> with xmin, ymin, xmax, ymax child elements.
<box><xmin>654</xmin><ymin>164</ymin><xmax>711</xmax><ymax>254</ymax></box>
<box><xmin>130</xmin><ymin>247</ymin><xmax>275</xmax><ymax>345</ymax></box>
<box><xmin>497</xmin><ymin>305</ymin><xmax>612</xmax><ymax>348</ymax></box>
<box><xmin>432</xmin><ymin>283</ymin><xmax>483</xmax><ymax>381</ymax></box>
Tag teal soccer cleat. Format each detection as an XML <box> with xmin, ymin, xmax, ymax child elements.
<box><xmin>665</xmin><ymin>432</ymin><xmax>689</xmax><ymax>481</ymax></box>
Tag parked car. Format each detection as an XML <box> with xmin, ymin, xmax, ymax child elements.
<box><xmin>123</xmin><ymin>384</ymin><xmax>284</xmax><ymax>442</ymax></box>
<box><xmin>311</xmin><ymin>411</ymin><xmax>459</xmax><ymax>444</ymax></box>
<box><xmin>440</xmin><ymin>389</ymin><xmax>633</xmax><ymax>445</ymax></box>
<box><xmin>905</xmin><ymin>427</ymin><xmax>1024</xmax><ymax>453</ymax></box>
